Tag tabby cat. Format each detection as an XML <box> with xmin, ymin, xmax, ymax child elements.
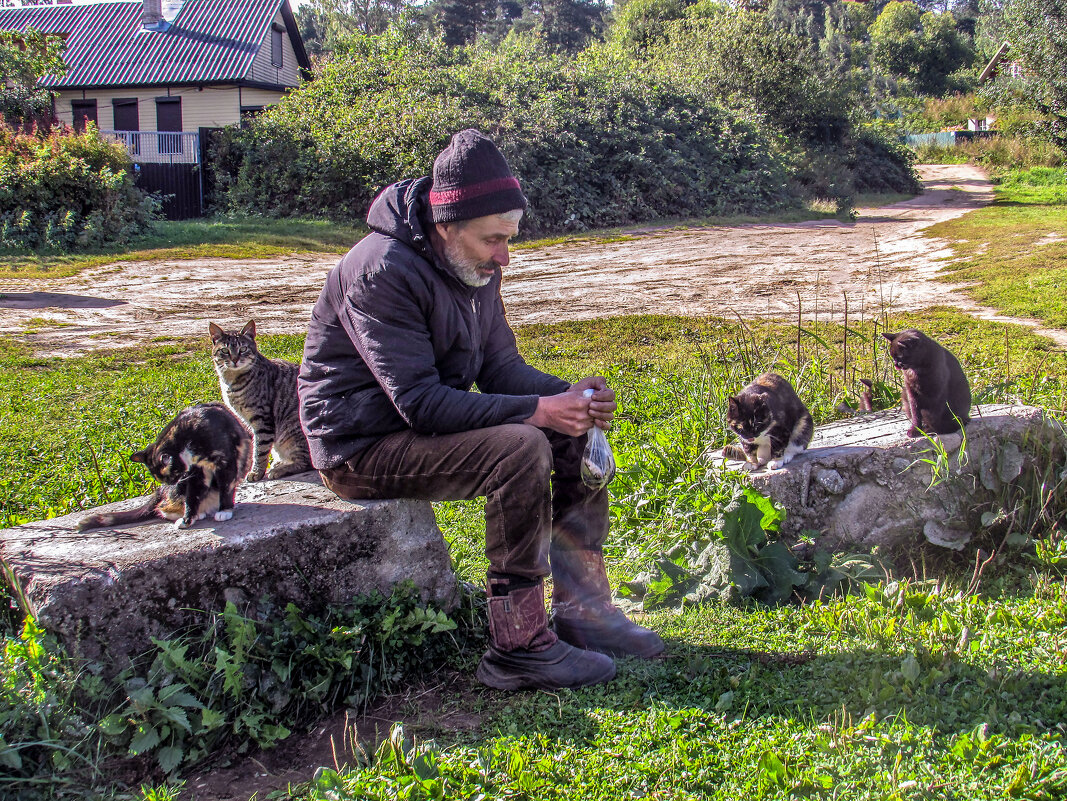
<box><xmin>724</xmin><ymin>373</ymin><xmax>814</xmax><ymax>470</ymax></box>
<box><xmin>883</xmin><ymin>329</ymin><xmax>971</xmax><ymax>437</ymax></box>
<box><xmin>210</xmin><ymin>320</ymin><xmax>311</xmax><ymax>481</ymax></box>
<box><xmin>78</xmin><ymin>403</ymin><xmax>252</xmax><ymax>531</ymax></box>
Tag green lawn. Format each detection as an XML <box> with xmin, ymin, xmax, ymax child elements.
<box><xmin>0</xmin><ymin>216</ymin><xmax>366</xmax><ymax>279</ymax></box>
<box><xmin>928</xmin><ymin>167</ymin><xmax>1067</xmax><ymax>327</ymax></box>
<box><xmin>2</xmin><ymin>311</ymin><xmax>1065</xmax><ymax>799</ymax></box>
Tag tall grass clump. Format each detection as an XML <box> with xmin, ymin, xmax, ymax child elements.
<box><xmin>913</xmin><ymin>134</ymin><xmax>1065</xmax><ymax>169</ymax></box>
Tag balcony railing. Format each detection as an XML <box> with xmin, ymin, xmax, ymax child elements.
<box><xmin>99</xmin><ymin>130</ymin><xmax>200</xmax><ymax>164</ymax></box>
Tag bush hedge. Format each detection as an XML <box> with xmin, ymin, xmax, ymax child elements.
<box><xmin>210</xmin><ymin>16</ymin><xmax>920</xmax><ymax>231</ymax></box>
<box><xmin>209</xmin><ymin>30</ymin><xmax>794</xmax><ymax>232</ymax></box>
<box><xmin>0</xmin><ymin>124</ymin><xmax>157</xmax><ymax>251</ymax></box>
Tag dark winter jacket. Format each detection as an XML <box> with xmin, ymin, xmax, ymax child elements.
<box><xmin>298</xmin><ymin>177</ymin><xmax>569</xmax><ymax>469</ymax></box>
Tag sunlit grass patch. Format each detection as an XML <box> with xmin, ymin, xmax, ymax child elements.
<box><xmin>928</xmin><ymin>167</ymin><xmax>1067</xmax><ymax>328</ymax></box>
<box><xmin>0</xmin><ymin>216</ymin><xmax>365</xmax><ymax>280</ymax></box>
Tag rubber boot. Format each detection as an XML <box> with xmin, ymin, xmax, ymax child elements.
<box><xmin>551</xmin><ymin>547</ymin><xmax>665</xmax><ymax>658</ymax></box>
<box><xmin>476</xmin><ymin>577</ymin><xmax>616</xmax><ymax>691</ymax></box>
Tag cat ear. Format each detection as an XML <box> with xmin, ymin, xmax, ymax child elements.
<box><xmin>727</xmin><ymin>396</ymin><xmax>739</xmax><ymax>415</ymax></box>
<box><xmin>130</xmin><ymin>449</ymin><xmax>148</xmax><ymax>464</ymax></box>
<box><xmin>208</xmin><ymin>322</ymin><xmax>224</xmax><ymax>342</ymax></box>
<box><xmin>241</xmin><ymin>320</ymin><xmax>256</xmax><ymax>340</ymax></box>
<box><xmin>882</xmin><ymin>332</ymin><xmax>898</xmax><ymax>342</ymax></box>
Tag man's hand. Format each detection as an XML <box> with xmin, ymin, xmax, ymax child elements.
<box><xmin>524</xmin><ymin>376</ymin><xmax>616</xmax><ymax>436</ymax></box>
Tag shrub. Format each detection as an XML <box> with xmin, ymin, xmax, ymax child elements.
<box><xmin>0</xmin><ymin>123</ymin><xmax>157</xmax><ymax>251</ymax></box>
<box><xmin>209</xmin><ymin>28</ymin><xmax>794</xmax><ymax>231</ymax></box>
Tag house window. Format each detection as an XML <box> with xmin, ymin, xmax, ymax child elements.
<box><xmin>155</xmin><ymin>96</ymin><xmax>182</xmax><ymax>155</ymax></box>
<box><xmin>271</xmin><ymin>24</ymin><xmax>284</xmax><ymax>68</ymax></box>
<box><xmin>112</xmin><ymin>98</ymin><xmax>140</xmax><ymax>154</ymax></box>
<box><xmin>71</xmin><ymin>99</ymin><xmax>97</xmax><ymax>132</ymax></box>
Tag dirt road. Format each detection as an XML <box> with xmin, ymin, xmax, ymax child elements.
<box><xmin>2</xmin><ymin>164</ymin><xmax>1056</xmax><ymax>357</ymax></box>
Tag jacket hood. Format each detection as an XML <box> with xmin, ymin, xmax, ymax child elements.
<box><xmin>366</xmin><ymin>177</ymin><xmax>434</xmax><ymax>258</ymax></box>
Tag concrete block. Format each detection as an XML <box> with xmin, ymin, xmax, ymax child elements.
<box><xmin>712</xmin><ymin>404</ymin><xmax>1060</xmax><ymax>551</ymax></box>
<box><xmin>0</xmin><ymin>473</ymin><xmax>457</xmax><ymax>673</ymax></box>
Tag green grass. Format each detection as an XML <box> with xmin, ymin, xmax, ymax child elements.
<box><xmin>0</xmin><ymin>216</ymin><xmax>365</xmax><ymax>279</ymax></box>
<box><xmin>2</xmin><ymin>311</ymin><xmax>1066</xmax><ymax>799</ymax></box>
<box><xmin>286</xmin><ymin>579</ymin><xmax>1067</xmax><ymax>800</ymax></box>
<box><xmin>928</xmin><ymin>167</ymin><xmax>1067</xmax><ymax>328</ymax></box>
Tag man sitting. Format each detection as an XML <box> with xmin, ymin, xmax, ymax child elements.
<box><xmin>298</xmin><ymin>129</ymin><xmax>663</xmax><ymax>690</ymax></box>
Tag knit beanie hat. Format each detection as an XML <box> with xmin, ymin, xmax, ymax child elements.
<box><xmin>429</xmin><ymin>129</ymin><xmax>527</xmax><ymax>223</ymax></box>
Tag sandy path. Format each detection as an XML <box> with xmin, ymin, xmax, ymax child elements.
<box><xmin>1</xmin><ymin>164</ymin><xmax>1061</xmax><ymax>356</ymax></box>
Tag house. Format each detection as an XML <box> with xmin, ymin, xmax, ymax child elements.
<box><xmin>978</xmin><ymin>41</ymin><xmax>1022</xmax><ymax>84</ymax></box>
<box><xmin>0</xmin><ymin>0</ymin><xmax>311</xmax><ymax>133</ymax></box>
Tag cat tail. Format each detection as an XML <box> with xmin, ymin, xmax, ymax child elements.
<box><xmin>77</xmin><ymin>489</ymin><xmax>163</xmax><ymax>532</ymax></box>
<box><xmin>793</xmin><ymin>413</ymin><xmax>815</xmax><ymax>449</ymax></box>
<box><xmin>722</xmin><ymin>443</ymin><xmax>749</xmax><ymax>462</ymax></box>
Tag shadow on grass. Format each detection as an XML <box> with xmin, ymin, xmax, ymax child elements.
<box><xmin>575</xmin><ymin>641</ymin><xmax>1067</xmax><ymax>742</ymax></box>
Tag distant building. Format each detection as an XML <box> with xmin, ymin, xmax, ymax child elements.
<box><xmin>0</xmin><ymin>0</ymin><xmax>311</xmax><ymax>133</ymax></box>
<box><xmin>967</xmin><ymin>116</ymin><xmax>996</xmax><ymax>132</ymax></box>
<box><xmin>978</xmin><ymin>41</ymin><xmax>1022</xmax><ymax>84</ymax></box>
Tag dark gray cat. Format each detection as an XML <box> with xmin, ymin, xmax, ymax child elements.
<box><xmin>210</xmin><ymin>320</ymin><xmax>311</xmax><ymax>481</ymax></box>
<box><xmin>883</xmin><ymin>329</ymin><xmax>971</xmax><ymax>437</ymax></box>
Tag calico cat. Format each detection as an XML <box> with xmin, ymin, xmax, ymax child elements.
<box><xmin>724</xmin><ymin>373</ymin><xmax>814</xmax><ymax>470</ymax></box>
<box><xmin>78</xmin><ymin>403</ymin><xmax>252</xmax><ymax>531</ymax></box>
<box><xmin>883</xmin><ymin>329</ymin><xmax>971</xmax><ymax>437</ymax></box>
<box><xmin>210</xmin><ymin>320</ymin><xmax>311</xmax><ymax>481</ymax></box>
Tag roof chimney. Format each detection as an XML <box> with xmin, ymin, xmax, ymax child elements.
<box><xmin>142</xmin><ymin>0</ymin><xmax>163</xmax><ymax>29</ymax></box>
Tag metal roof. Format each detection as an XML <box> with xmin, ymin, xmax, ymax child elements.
<box><xmin>0</xmin><ymin>0</ymin><xmax>310</xmax><ymax>88</ymax></box>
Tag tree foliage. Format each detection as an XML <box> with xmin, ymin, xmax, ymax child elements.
<box><xmin>869</xmin><ymin>1</ymin><xmax>973</xmax><ymax>95</ymax></box>
<box><xmin>999</xmin><ymin>0</ymin><xmax>1067</xmax><ymax>147</ymax></box>
<box><xmin>0</xmin><ymin>28</ymin><xmax>66</xmax><ymax>127</ymax></box>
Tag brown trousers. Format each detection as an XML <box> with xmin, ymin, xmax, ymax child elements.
<box><xmin>319</xmin><ymin>423</ymin><xmax>608</xmax><ymax>580</ymax></box>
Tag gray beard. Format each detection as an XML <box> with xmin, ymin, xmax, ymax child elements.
<box><xmin>443</xmin><ymin>242</ymin><xmax>495</xmax><ymax>287</ymax></box>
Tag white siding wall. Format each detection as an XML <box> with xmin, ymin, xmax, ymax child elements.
<box><xmin>52</xmin><ymin>85</ymin><xmax>273</xmax><ymax>130</ymax></box>
<box><xmin>246</xmin><ymin>9</ymin><xmax>300</xmax><ymax>87</ymax></box>
<box><xmin>237</xmin><ymin>86</ymin><xmax>289</xmax><ymax>110</ymax></box>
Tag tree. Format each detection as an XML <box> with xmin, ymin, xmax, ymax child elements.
<box><xmin>534</xmin><ymin>0</ymin><xmax>607</xmax><ymax>52</ymax></box>
<box><xmin>608</xmin><ymin>0</ymin><xmax>695</xmax><ymax>50</ymax></box>
<box><xmin>1000</xmin><ymin>0</ymin><xmax>1067</xmax><ymax>146</ymax></box>
<box><xmin>296</xmin><ymin>0</ymin><xmax>417</xmax><ymax>54</ymax></box>
<box><xmin>0</xmin><ymin>28</ymin><xmax>66</xmax><ymax>127</ymax></box>
<box><xmin>869</xmin><ymin>1</ymin><xmax>973</xmax><ymax>94</ymax></box>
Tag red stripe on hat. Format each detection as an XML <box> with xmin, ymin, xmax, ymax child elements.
<box><xmin>429</xmin><ymin>176</ymin><xmax>521</xmax><ymax>206</ymax></box>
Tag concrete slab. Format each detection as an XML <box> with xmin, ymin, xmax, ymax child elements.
<box><xmin>710</xmin><ymin>404</ymin><xmax>1060</xmax><ymax>550</ymax></box>
<box><xmin>0</xmin><ymin>472</ymin><xmax>456</xmax><ymax>672</ymax></box>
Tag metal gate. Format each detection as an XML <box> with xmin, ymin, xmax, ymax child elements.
<box><xmin>101</xmin><ymin>130</ymin><xmax>203</xmax><ymax>220</ymax></box>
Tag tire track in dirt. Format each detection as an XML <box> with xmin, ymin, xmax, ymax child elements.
<box><xmin>2</xmin><ymin>164</ymin><xmax>1063</xmax><ymax>356</ymax></box>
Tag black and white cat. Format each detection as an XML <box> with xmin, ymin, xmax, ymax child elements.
<box><xmin>724</xmin><ymin>373</ymin><xmax>814</xmax><ymax>470</ymax></box>
<box><xmin>78</xmin><ymin>403</ymin><xmax>252</xmax><ymax>531</ymax></box>
<box><xmin>210</xmin><ymin>320</ymin><xmax>311</xmax><ymax>481</ymax></box>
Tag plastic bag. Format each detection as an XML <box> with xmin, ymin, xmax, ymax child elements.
<box><xmin>580</xmin><ymin>388</ymin><xmax>616</xmax><ymax>490</ymax></box>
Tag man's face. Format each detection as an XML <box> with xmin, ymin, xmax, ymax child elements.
<box><xmin>436</xmin><ymin>210</ymin><xmax>522</xmax><ymax>287</ymax></box>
